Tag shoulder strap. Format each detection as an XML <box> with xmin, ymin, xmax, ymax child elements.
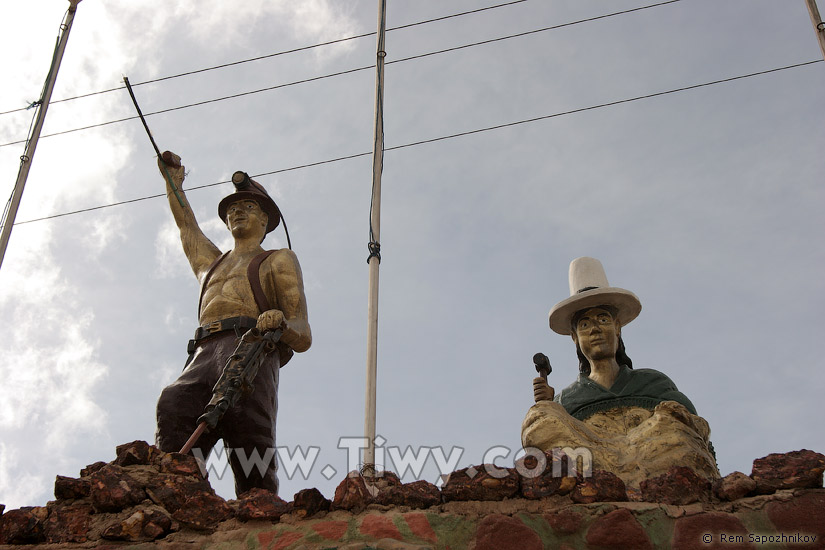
<box><xmin>247</xmin><ymin>250</ymin><xmax>276</xmax><ymax>313</ymax></box>
<box><xmin>198</xmin><ymin>252</ymin><xmax>229</xmax><ymax>319</ymax></box>
<box><xmin>248</xmin><ymin>249</ymin><xmax>294</xmax><ymax>368</ymax></box>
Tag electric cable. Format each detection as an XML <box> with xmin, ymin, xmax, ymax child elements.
<box><xmin>10</xmin><ymin>59</ymin><xmax>820</xmax><ymax>227</ymax></box>
<box><xmin>0</xmin><ymin>0</ymin><xmax>681</xmax><ymax>149</ymax></box>
<box><xmin>0</xmin><ymin>0</ymin><xmax>529</xmax><ymax>117</ymax></box>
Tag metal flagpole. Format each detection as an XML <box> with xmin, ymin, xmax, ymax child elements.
<box><xmin>0</xmin><ymin>0</ymin><xmax>83</xmax><ymax>272</ymax></box>
<box><xmin>363</xmin><ymin>0</ymin><xmax>387</xmax><ymax>475</ymax></box>
<box><xmin>805</xmin><ymin>0</ymin><xmax>825</xmax><ymax>61</ymax></box>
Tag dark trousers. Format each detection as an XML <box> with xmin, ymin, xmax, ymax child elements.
<box><xmin>155</xmin><ymin>331</ymin><xmax>280</xmax><ymax>496</ymax></box>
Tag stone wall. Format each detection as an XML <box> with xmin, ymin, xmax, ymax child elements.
<box><xmin>1</xmin><ymin>441</ymin><xmax>823</xmax><ymax>549</ymax></box>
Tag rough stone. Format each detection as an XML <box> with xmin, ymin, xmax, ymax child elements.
<box><xmin>585</xmin><ymin>508</ymin><xmax>653</xmax><ymax>550</ymax></box>
<box><xmin>0</xmin><ymin>507</ymin><xmax>47</xmax><ymax>545</ymax></box>
<box><xmin>360</xmin><ymin>514</ymin><xmax>403</xmax><ymax>540</ymax></box>
<box><xmin>332</xmin><ymin>471</ymin><xmax>401</xmax><ymax>512</ymax></box>
<box><xmin>80</xmin><ymin>461</ymin><xmax>107</xmax><ymax>477</ymax></box>
<box><xmin>143</xmin><ymin>472</ymin><xmax>231</xmax><ymax>529</ymax></box>
<box><xmin>54</xmin><ymin>475</ymin><xmax>91</xmax><ymax>500</ymax></box>
<box><xmin>640</xmin><ymin>466</ymin><xmax>710</xmax><ymax>505</ymax></box>
<box><xmin>89</xmin><ymin>464</ymin><xmax>147</xmax><ymax>512</ymax></box>
<box><xmin>292</xmin><ymin>487</ymin><xmax>331</xmax><ymax>518</ymax></box>
<box><xmin>518</xmin><ymin>450</ymin><xmax>576</xmax><ymax>499</ymax></box>
<box><xmin>169</xmin><ymin>491</ymin><xmax>233</xmax><ymax>530</ymax></box>
<box><xmin>471</xmin><ymin>514</ymin><xmax>542</xmax><ymax>550</ymax></box>
<box><xmin>114</xmin><ymin>440</ymin><xmax>155</xmax><ymax>467</ymax></box>
<box><xmin>570</xmin><ymin>470</ymin><xmax>628</xmax><ymax>504</ymax></box>
<box><xmin>672</xmin><ymin>512</ymin><xmax>751</xmax><ymax>550</ymax></box>
<box><xmin>101</xmin><ymin>506</ymin><xmax>176</xmax><ymax>542</ymax></box>
<box><xmin>765</xmin><ymin>491</ymin><xmax>825</xmax><ymax>542</ymax></box>
<box><xmin>43</xmin><ymin>503</ymin><xmax>93</xmax><ymax>543</ymax></box>
<box><xmin>375</xmin><ymin>480</ymin><xmax>441</xmax><ymax>509</ymax></box>
<box><xmin>144</xmin><ymin>473</ymin><xmax>213</xmax><ymax>513</ymax></box>
<box><xmin>157</xmin><ymin>451</ymin><xmax>204</xmax><ymax>478</ymax></box>
<box><xmin>442</xmin><ymin>465</ymin><xmax>520</xmax><ymax>502</ymax></box>
<box><xmin>751</xmin><ymin>449</ymin><xmax>825</xmax><ymax>494</ymax></box>
<box><xmin>545</xmin><ymin>509</ymin><xmax>584</xmax><ymax>535</ymax></box>
<box><xmin>712</xmin><ymin>471</ymin><xmax>756</xmax><ymax>501</ymax></box>
<box><xmin>235</xmin><ymin>487</ymin><xmax>291</xmax><ymax>521</ymax></box>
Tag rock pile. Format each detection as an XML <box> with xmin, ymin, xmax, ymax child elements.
<box><xmin>0</xmin><ymin>443</ymin><xmax>823</xmax><ymax>546</ymax></box>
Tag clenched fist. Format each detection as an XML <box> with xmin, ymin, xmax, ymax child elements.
<box><xmin>257</xmin><ymin>309</ymin><xmax>286</xmax><ymax>332</ymax></box>
<box><xmin>158</xmin><ymin>150</ymin><xmax>185</xmax><ymax>187</ymax></box>
<box><xmin>533</xmin><ymin>376</ymin><xmax>555</xmax><ymax>403</ymax></box>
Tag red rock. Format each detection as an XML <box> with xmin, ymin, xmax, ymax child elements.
<box><xmin>54</xmin><ymin>475</ymin><xmax>91</xmax><ymax>500</ymax></box>
<box><xmin>442</xmin><ymin>465</ymin><xmax>520</xmax><ymax>502</ymax></box>
<box><xmin>672</xmin><ymin>512</ymin><xmax>751</xmax><ymax>550</ymax></box>
<box><xmin>331</xmin><ymin>470</ymin><xmax>401</xmax><ymax>512</ymax></box>
<box><xmin>585</xmin><ymin>508</ymin><xmax>653</xmax><ymax>550</ymax></box>
<box><xmin>766</xmin><ymin>492</ymin><xmax>825</xmax><ymax>542</ymax></box>
<box><xmin>640</xmin><ymin>466</ymin><xmax>710</xmax><ymax>505</ymax></box>
<box><xmin>115</xmin><ymin>440</ymin><xmax>155</xmax><ymax>466</ymax></box>
<box><xmin>712</xmin><ymin>471</ymin><xmax>756</xmax><ymax>501</ymax></box>
<box><xmin>518</xmin><ymin>449</ymin><xmax>579</xmax><ymax>500</ymax></box>
<box><xmin>360</xmin><ymin>514</ymin><xmax>403</xmax><ymax>540</ymax></box>
<box><xmin>158</xmin><ymin>451</ymin><xmax>204</xmax><ymax>478</ymax></box>
<box><xmin>144</xmin><ymin>473</ymin><xmax>213</xmax><ymax>513</ymax></box>
<box><xmin>404</xmin><ymin>513</ymin><xmax>437</xmax><ymax>543</ymax></box>
<box><xmin>751</xmin><ymin>449</ymin><xmax>825</xmax><ymax>494</ymax></box>
<box><xmin>571</xmin><ymin>470</ymin><xmax>627</xmax><ymax>504</ymax></box>
<box><xmin>143</xmin><ymin>472</ymin><xmax>231</xmax><ymax>529</ymax></box>
<box><xmin>472</xmin><ymin>514</ymin><xmax>542</xmax><ymax>550</ymax></box>
<box><xmin>0</xmin><ymin>507</ymin><xmax>47</xmax><ymax>544</ymax></box>
<box><xmin>375</xmin><ymin>480</ymin><xmax>441</xmax><ymax>509</ymax></box>
<box><xmin>89</xmin><ymin>464</ymin><xmax>147</xmax><ymax>512</ymax></box>
<box><xmin>312</xmin><ymin>520</ymin><xmax>349</xmax><ymax>540</ymax></box>
<box><xmin>43</xmin><ymin>503</ymin><xmax>92</xmax><ymax>543</ymax></box>
<box><xmin>235</xmin><ymin>487</ymin><xmax>291</xmax><ymax>521</ymax></box>
<box><xmin>0</xmin><ymin>504</ymin><xmax>4</xmax><ymax>516</ymax></box>
<box><xmin>101</xmin><ymin>507</ymin><xmax>176</xmax><ymax>542</ymax></box>
<box><xmin>292</xmin><ymin>487</ymin><xmax>330</xmax><ymax>518</ymax></box>
<box><xmin>518</xmin><ymin>449</ymin><xmax>576</xmax><ymax>499</ymax></box>
<box><xmin>545</xmin><ymin>509</ymin><xmax>584</xmax><ymax>535</ymax></box>
<box><xmin>169</xmin><ymin>491</ymin><xmax>233</xmax><ymax>530</ymax></box>
<box><xmin>80</xmin><ymin>461</ymin><xmax>107</xmax><ymax>477</ymax></box>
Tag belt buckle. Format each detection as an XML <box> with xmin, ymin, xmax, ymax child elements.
<box><xmin>205</xmin><ymin>320</ymin><xmax>222</xmax><ymax>334</ymax></box>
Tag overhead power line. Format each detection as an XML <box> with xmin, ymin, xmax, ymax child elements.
<box><xmin>10</xmin><ymin>59</ymin><xmax>820</xmax><ymax>227</ymax></box>
<box><xmin>0</xmin><ymin>0</ymin><xmax>529</xmax><ymax>117</ymax></box>
<box><xmin>0</xmin><ymin>0</ymin><xmax>681</xmax><ymax>149</ymax></box>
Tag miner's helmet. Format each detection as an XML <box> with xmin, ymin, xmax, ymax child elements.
<box><xmin>218</xmin><ymin>171</ymin><xmax>282</xmax><ymax>234</ymax></box>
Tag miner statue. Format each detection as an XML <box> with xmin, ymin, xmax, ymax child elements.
<box><xmin>154</xmin><ymin>151</ymin><xmax>311</xmax><ymax>496</ymax></box>
<box><xmin>523</xmin><ymin>257</ymin><xmax>718</xmax><ymax>488</ymax></box>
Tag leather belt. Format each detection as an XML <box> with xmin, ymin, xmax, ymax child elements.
<box><xmin>187</xmin><ymin>315</ymin><xmax>258</xmax><ymax>354</ymax></box>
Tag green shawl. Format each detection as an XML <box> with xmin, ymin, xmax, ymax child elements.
<box><xmin>554</xmin><ymin>365</ymin><xmax>697</xmax><ymax>421</ymax></box>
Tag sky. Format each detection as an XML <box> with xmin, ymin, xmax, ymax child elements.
<box><xmin>0</xmin><ymin>0</ymin><xmax>823</xmax><ymax>509</ymax></box>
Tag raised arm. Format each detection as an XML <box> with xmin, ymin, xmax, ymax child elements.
<box><xmin>256</xmin><ymin>249</ymin><xmax>312</xmax><ymax>353</ymax></box>
<box><xmin>158</xmin><ymin>151</ymin><xmax>221</xmax><ymax>280</ymax></box>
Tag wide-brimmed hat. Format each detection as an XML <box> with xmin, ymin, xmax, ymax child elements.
<box><xmin>548</xmin><ymin>257</ymin><xmax>641</xmax><ymax>335</ymax></box>
<box><xmin>218</xmin><ymin>171</ymin><xmax>281</xmax><ymax>234</ymax></box>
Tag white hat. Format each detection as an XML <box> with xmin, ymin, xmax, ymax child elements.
<box><xmin>548</xmin><ymin>257</ymin><xmax>642</xmax><ymax>335</ymax></box>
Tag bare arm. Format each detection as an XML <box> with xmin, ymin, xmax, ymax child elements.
<box><xmin>256</xmin><ymin>249</ymin><xmax>312</xmax><ymax>353</ymax></box>
<box><xmin>158</xmin><ymin>151</ymin><xmax>221</xmax><ymax>280</ymax></box>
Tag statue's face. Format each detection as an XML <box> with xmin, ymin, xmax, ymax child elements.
<box><xmin>572</xmin><ymin>307</ymin><xmax>620</xmax><ymax>363</ymax></box>
<box><xmin>226</xmin><ymin>199</ymin><xmax>267</xmax><ymax>239</ymax></box>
